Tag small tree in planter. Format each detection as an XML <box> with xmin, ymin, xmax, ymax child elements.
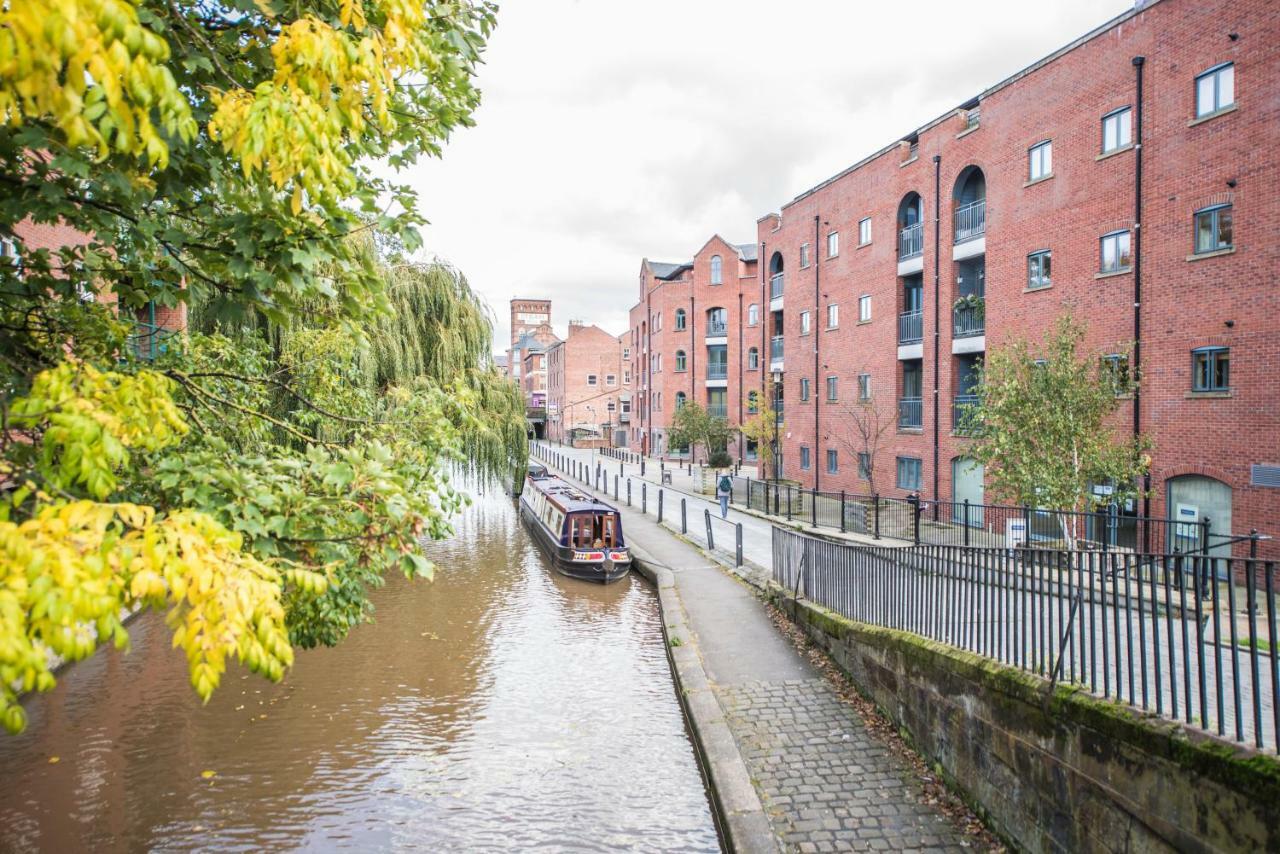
<box><xmin>667</xmin><ymin>401</ymin><xmax>735</xmax><ymax>467</ymax></box>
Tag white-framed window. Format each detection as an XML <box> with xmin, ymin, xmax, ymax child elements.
<box><xmin>826</xmin><ymin>376</ymin><xmax>838</xmax><ymax>401</ymax></box>
<box><xmin>858</xmin><ymin>217</ymin><xmax>871</xmax><ymax>246</ymax></box>
<box><xmin>674</xmin><ymin>308</ymin><xmax>686</xmax><ymax>330</ymax></box>
<box><xmin>857</xmin><ymin>373</ymin><xmax>871</xmax><ymax>400</ymax></box>
<box><xmin>1194</xmin><ymin>204</ymin><xmax>1233</xmax><ymax>254</ymax></box>
<box><xmin>826</xmin><ymin>230</ymin><xmax>839</xmax><ymax>257</ymax></box>
<box><xmin>747</xmin><ymin>347</ymin><xmax>759</xmax><ymax>370</ymax></box>
<box><xmin>800</xmin><ymin>243</ymin><xmax>811</xmax><ymax>268</ymax></box>
<box><xmin>799</xmin><ymin>377</ymin><xmax>810</xmax><ymax>401</ymax></box>
<box><xmin>1028</xmin><ymin>140</ymin><xmax>1052</xmax><ymax>181</ymax></box>
<box><xmin>621</xmin><ymin>399</ymin><xmax>631</xmax><ymax>414</ymax></box>
<box><xmin>800</xmin><ymin>311</ymin><xmax>811</xmax><ymax>335</ymax></box>
<box><xmin>710</xmin><ymin>254</ymin><xmax>723</xmax><ymax>285</ymax></box>
<box><xmin>606</xmin><ymin>374</ymin><xmax>616</xmax><ymax>386</ymax></box>
<box><xmin>1195</xmin><ymin>62</ymin><xmax>1234</xmax><ymax>118</ymax></box>
<box><xmin>858</xmin><ymin>294</ymin><xmax>871</xmax><ymax>322</ymax></box>
<box><xmin>826</xmin><ymin>449</ymin><xmax>838</xmax><ymax>475</ymax></box>
<box><xmin>675</xmin><ymin>350</ymin><xmax>686</xmax><ymax>372</ymax></box>
<box><xmin>624</xmin><ymin>369</ymin><xmax>631</xmax><ymax>384</ymax></box>
<box><xmin>623</xmin><ymin>347</ymin><xmax>630</xmax><ymax>360</ymax></box>
<box><xmin>587</xmin><ymin>374</ymin><xmax>598</xmax><ymax>386</ymax></box>
<box><xmin>1100</xmin><ymin>230</ymin><xmax>1131</xmax><ymax>273</ymax></box>
<box><xmin>747</xmin><ymin>303</ymin><xmax>759</xmax><ymax>326</ymax></box>
<box><xmin>800</xmin><ymin>446</ymin><xmax>811</xmax><ymax>470</ymax></box>
<box><xmin>826</xmin><ymin>303</ymin><xmax>839</xmax><ymax>329</ymax></box>
<box><xmin>1101</xmin><ymin>106</ymin><xmax>1132</xmax><ymax>153</ymax></box>
<box><xmin>1027</xmin><ymin>250</ymin><xmax>1052</xmax><ymax>289</ymax></box>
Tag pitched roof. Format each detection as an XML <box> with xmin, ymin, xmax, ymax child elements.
<box><xmin>649</xmin><ymin>261</ymin><xmax>689</xmax><ymax>280</ymax></box>
<box><xmin>735</xmin><ymin>243</ymin><xmax>758</xmax><ymax>262</ymax></box>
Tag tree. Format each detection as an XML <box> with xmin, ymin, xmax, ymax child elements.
<box><xmin>827</xmin><ymin>396</ymin><xmax>894</xmax><ymax>495</ymax></box>
<box><xmin>667</xmin><ymin>402</ymin><xmax>733</xmax><ymax>467</ymax></box>
<box><xmin>962</xmin><ymin>314</ymin><xmax>1151</xmax><ymax>546</ymax></box>
<box><xmin>0</xmin><ymin>0</ymin><xmax>521</xmax><ymax>734</ymax></box>
<box><xmin>740</xmin><ymin>399</ymin><xmax>784</xmax><ymax>476</ymax></box>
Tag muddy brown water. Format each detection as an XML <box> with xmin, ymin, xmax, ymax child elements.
<box><xmin>0</xmin><ymin>490</ymin><xmax>719</xmax><ymax>852</ymax></box>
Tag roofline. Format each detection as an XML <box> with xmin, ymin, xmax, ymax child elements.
<box><xmin>779</xmin><ymin>0</ymin><xmax>1163</xmax><ymax>212</ymax></box>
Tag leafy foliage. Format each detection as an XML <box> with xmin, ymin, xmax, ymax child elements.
<box><xmin>740</xmin><ymin>399</ymin><xmax>782</xmax><ymax>474</ymax></box>
<box><xmin>963</xmin><ymin>315</ymin><xmax>1151</xmax><ymax>522</ymax></box>
<box><xmin>0</xmin><ymin>0</ymin><xmax>523</xmax><ymax>733</ymax></box>
<box><xmin>667</xmin><ymin>401</ymin><xmax>733</xmax><ymax>464</ymax></box>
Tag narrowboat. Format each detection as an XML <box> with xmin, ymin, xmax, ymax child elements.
<box><xmin>519</xmin><ymin>463</ymin><xmax>631</xmax><ymax>583</ymax></box>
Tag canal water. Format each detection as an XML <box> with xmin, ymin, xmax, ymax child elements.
<box><xmin>0</xmin><ymin>490</ymin><xmax>719</xmax><ymax>852</ymax></box>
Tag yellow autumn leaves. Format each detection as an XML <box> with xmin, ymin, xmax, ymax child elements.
<box><xmin>0</xmin><ymin>365</ymin><xmax>326</xmax><ymax>733</ymax></box>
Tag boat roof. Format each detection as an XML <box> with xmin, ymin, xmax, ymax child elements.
<box><xmin>528</xmin><ymin>474</ymin><xmax>621</xmax><ymax>513</ymax></box>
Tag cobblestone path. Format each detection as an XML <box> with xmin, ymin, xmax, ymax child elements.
<box><xmin>718</xmin><ymin>679</ymin><xmax>969</xmax><ymax>853</ymax></box>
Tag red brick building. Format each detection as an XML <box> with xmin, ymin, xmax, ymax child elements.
<box><xmin>753</xmin><ymin>0</ymin><xmax>1278</xmax><ymax>553</ymax></box>
<box><xmin>628</xmin><ymin>236</ymin><xmax>760</xmax><ymax>460</ymax></box>
<box><xmin>547</xmin><ymin>321</ymin><xmax>627</xmax><ymax>446</ymax></box>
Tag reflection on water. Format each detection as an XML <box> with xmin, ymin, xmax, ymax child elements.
<box><xmin>0</xmin><ymin>490</ymin><xmax>718</xmax><ymax>852</ymax></box>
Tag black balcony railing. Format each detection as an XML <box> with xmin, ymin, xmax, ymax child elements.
<box><xmin>706</xmin><ymin>321</ymin><xmax>728</xmax><ymax>337</ymax></box>
<box><xmin>952</xmin><ymin>300</ymin><xmax>984</xmax><ymax>338</ymax></box>
<box><xmin>707</xmin><ymin>363</ymin><xmax>728</xmax><ymax>380</ymax></box>
<box><xmin>898</xmin><ymin>309</ymin><xmax>923</xmax><ymax>344</ymax></box>
<box><xmin>954</xmin><ymin>199</ymin><xmax>986</xmax><ymax>244</ymax></box>
<box><xmin>770</xmin><ymin>336</ymin><xmax>784</xmax><ymax>361</ymax></box>
<box><xmin>707</xmin><ymin>403</ymin><xmax>728</xmax><ymax>419</ymax></box>
<box><xmin>952</xmin><ymin>393</ymin><xmax>979</xmax><ymax>434</ymax></box>
<box><xmin>899</xmin><ymin>223</ymin><xmax>923</xmax><ymax>260</ymax></box>
<box><xmin>770</xmin><ymin>273</ymin><xmax>785</xmax><ymax>300</ymax></box>
<box><xmin>898</xmin><ymin>396</ymin><xmax>922</xmax><ymax>429</ymax></box>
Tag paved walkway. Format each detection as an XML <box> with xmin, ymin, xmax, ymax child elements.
<box><xmin>533</xmin><ymin>447</ymin><xmax>971</xmax><ymax>852</ymax></box>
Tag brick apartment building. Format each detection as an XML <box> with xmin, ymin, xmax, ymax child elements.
<box><xmin>546</xmin><ymin>321</ymin><xmax>629</xmax><ymax>445</ymax></box>
<box><xmin>748</xmin><ymin>0</ymin><xmax>1278</xmax><ymax>552</ymax></box>
<box><xmin>506</xmin><ymin>298</ymin><xmax>560</xmax><ymax>437</ymax></box>
<box><xmin>628</xmin><ymin>236</ymin><xmax>760</xmax><ymax>459</ymax></box>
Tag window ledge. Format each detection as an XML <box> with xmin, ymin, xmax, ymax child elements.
<box><xmin>1023</xmin><ymin>173</ymin><xmax>1054</xmax><ymax>188</ymax></box>
<box><xmin>1187</xmin><ymin>246</ymin><xmax>1236</xmax><ymax>262</ymax></box>
<box><xmin>1095</xmin><ymin>268</ymin><xmax>1132</xmax><ymax>280</ymax></box>
<box><xmin>857</xmin><ymin>319</ymin><xmax>873</xmax><ymax>326</ymax></box>
<box><xmin>857</xmin><ymin>241</ymin><xmax>872</xmax><ymax>250</ymax></box>
<box><xmin>1188</xmin><ymin>104</ymin><xmax>1237</xmax><ymax>127</ymax></box>
<box><xmin>1185</xmin><ymin>390</ymin><xmax>1232</xmax><ymax>399</ymax></box>
<box><xmin>955</xmin><ymin>125</ymin><xmax>980</xmax><ymax>140</ymax></box>
<box><xmin>898</xmin><ymin>427</ymin><xmax>924</xmax><ymax>435</ymax></box>
<box><xmin>825</xmin><ymin>325</ymin><xmax>839</xmax><ymax>332</ymax></box>
<box><xmin>1023</xmin><ymin>284</ymin><xmax>1053</xmax><ymax>294</ymax></box>
<box><xmin>1096</xmin><ymin>144</ymin><xmax>1134</xmax><ymax>161</ymax></box>
<box><xmin>899</xmin><ymin>156</ymin><xmax>918</xmax><ymax>168</ymax></box>
<box><xmin>827</xmin><ymin>253</ymin><xmax>839</xmax><ymax>260</ymax></box>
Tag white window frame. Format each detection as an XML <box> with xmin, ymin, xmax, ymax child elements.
<box><xmin>1195</xmin><ymin>62</ymin><xmax>1234</xmax><ymax>118</ymax></box>
<box><xmin>826</xmin><ymin>375</ymin><xmax>838</xmax><ymax>402</ymax></box>
<box><xmin>826</xmin><ymin>303</ymin><xmax>839</xmax><ymax>329</ymax></box>
<box><xmin>800</xmin><ymin>243</ymin><xmax>811</xmax><ymax>268</ymax></box>
<box><xmin>800</xmin><ymin>310</ymin><xmax>811</xmax><ymax>336</ymax></box>
<box><xmin>858</xmin><ymin>373</ymin><xmax>871</xmax><ymax>401</ymax></box>
<box><xmin>826</xmin><ymin>230</ymin><xmax>839</xmax><ymax>258</ymax></box>
<box><xmin>587</xmin><ymin>374</ymin><xmax>598</xmax><ymax>386</ymax></box>
<box><xmin>747</xmin><ymin>303</ymin><xmax>759</xmax><ymax>326</ymax></box>
<box><xmin>1028</xmin><ymin>140</ymin><xmax>1052</xmax><ymax>181</ymax></box>
<box><xmin>1101</xmin><ymin>106</ymin><xmax>1132</xmax><ymax>153</ymax></box>
<box><xmin>1100</xmin><ymin>230</ymin><xmax>1131</xmax><ymax>273</ymax></box>
<box><xmin>710</xmin><ymin>254</ymin><xmax>723</xmax><ymax>285</ymax></box>
<box><xmin>858</xmin><ymin>217</ymin><xmax>871</xmax><ymax>246</ymax></box>
<box><xmin>606</xmin><ymin>374</ymin><xmax>616</xmax><ymax>386</ymax></box>
<box><xmin>858</xmin><ymin>294</ymin><xmax>871</xmax><ymax>323</ymax></box>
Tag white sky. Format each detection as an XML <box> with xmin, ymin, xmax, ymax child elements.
<box><xmin>401</xmin><ymin>0</ymin><xmax>1134</xmax><ymax>351</ymax></box>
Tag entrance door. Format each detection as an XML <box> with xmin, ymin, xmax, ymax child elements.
<box><xmin>1166</xmin><ymin>475</ymin><xmax>1232</xmax><ymax>559</ymax></box>
<box><xmin>951</xmin><ymin>457</ymin><xmax>984</xmax><ymax>526</ymax></box>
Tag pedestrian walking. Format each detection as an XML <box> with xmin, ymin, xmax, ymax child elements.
<box><xmin>716</xmin><ymin>472</ymin><xmax>732</xmax><ymax>519</ymax></box>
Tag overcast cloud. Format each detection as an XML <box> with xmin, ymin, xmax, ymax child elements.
<box><xmin>400</xmin><ymin>0</ymin><xmax>1133</xmax><ymax>350</ymax></box>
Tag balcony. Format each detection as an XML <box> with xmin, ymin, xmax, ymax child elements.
<box><xmin>770</xmin><ymin>336</ymin><xmax>785</xmax><ymax>361</ymax></box>
<box><xmin>618</xmin><ymin>410</ymin><xmax>631</xmax><ymax>423</ymax></box>
<box><xmin>952</xmin><ymin>394</ymin><xmax>979</xmax><ymax>434</ymax></box>
<box><xmin>898</xmin><ymin>397</ymin><xmax>923</xmax><ymax>429</ymax></box>
<box><xmin>770</xmin><ymin>273</ymin><xmax>785</xmax><ymax>300</ymax></box>
<box><xmin>707</xmin><ymin>403</ymin><xmax>728</xmax><ymax>419</ymax></box>
<box><xmin>898</xmin><ymin>310</ymin><xmax>923</xmax><ymax>345</ymax></box>
<box><xmin>707</xmin><ymin>363</ymin><xmax>728</xmax><ymax>380</ymax></box>
<box><xmin>952</xmin><ymin>298</ymin><xmax>984</xmax><ymax>338</ymax></box>
<box><xmin>954</xmin><ymin>199</ymin><xmax>985</xmax><ymax>244</ymax></box>
<box><xmin>899</xmin><ymin>223</ymin><xmax>923</xmax><ymax>260</ymax></box>
<box><xmin>706</xmin><ymin>320</ymin><xmax>728</xmax><ymax>337</ymax></box>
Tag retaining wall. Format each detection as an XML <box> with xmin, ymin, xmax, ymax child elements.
<box><xmin>768</xmin><ymin>588</ymin><xmax>1280</xmax><ymax>853</ymax></box>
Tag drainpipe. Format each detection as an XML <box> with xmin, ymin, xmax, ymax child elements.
<box><xmin>1132</xmin><ymin>55</ymin><xmax>1149</xmax><ymax>535</ymax></box>
<box><xmin>690</xmin><ymin>294</ymin><xmax>697</xmax><ymax>423</ymax></box>
<box><xmin>813</xmin><ymin>214</ymin><xmax>821</xmax><ymax>491</ymax></box>
<box><xmin>932</xmin><ymin>155</ymin><xmax>942</xmax><ymax>506</ymax></box>
<box><xmin>737</xmin><ymin>290</ymin><xmax>744</xmax><ymax>460</ymax></box>
<box><xmin>761</xmin><ymin>241</ymin><xmax>769</xmax><ymax>476</ymax></box>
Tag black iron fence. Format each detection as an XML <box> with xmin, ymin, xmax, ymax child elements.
<box><xmin>773</xmin><ymin>527</ymin><xmax>1280</xmax><ymax>752</ymax></box>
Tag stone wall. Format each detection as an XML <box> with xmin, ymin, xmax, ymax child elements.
<box><xmin>768</xmin><ymin>589</ymin><xmax>1280</xmax><ymax>853</ymax></box>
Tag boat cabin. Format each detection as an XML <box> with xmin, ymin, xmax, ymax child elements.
<box><xmin>523</xmin><ymin>473</ymin><xmax>625</xmax><ymax>550</ymax></box>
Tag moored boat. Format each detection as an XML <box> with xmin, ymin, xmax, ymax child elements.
<box><xmin>518</xmin><ymin>463</ymin><xmax>631</xmax><ymax>583</ymax></box>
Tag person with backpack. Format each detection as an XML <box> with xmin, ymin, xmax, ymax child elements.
<box><xmin>716</xmin><ymin>472</ymin><xmax>732</xmax><ymax>519</ymax></box>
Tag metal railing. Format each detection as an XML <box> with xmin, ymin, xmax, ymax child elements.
<box><xmin>706</xmin><ymin>321</ymin><xmax>728</xmax><ymax>337</ymax></box>
<box><xmin>953</xmin><ymin>301</ymin><xmax>984</xmax><ymax>338</ymax></box>
<box><xmin>899</xmin><ymin>223</ymin><xmax>923</xmax><ymax>260</ymax></box>
<box><xmin>706</xmin><ymin>403</ymin><xmax>728</xmax><ymax>419</ymax></box>
<box><xmin>706</xmin><ymin>363</ymin><xmax>728</xmax><ymax>380</ymax></box>
<box><xmin>898</xmin><ymin>396</ymin><xmax>922</xmax><ymax>429</ymax></box>
<box><xmin>952</xmin><ymin>394</ymin><xmax>979</xmax><ymax>434</ymax></box>
<box><xmin>770</xmin><ymin>336</ymin><xmax>784</xmax><ymax>361</ymax></box>
<box><xmin>773</xmin><ymin>527</ymin><xmax>1279</xmax><ymax>752</ymax></box>
<box><xmin>954</xmin><ymin>198</ymin><xmax>986</xmax><ymax>244</ymax></box>
<box><xmin>770</xmin><ymin>273</ymin><xmax>785</xmax><ymax>300</ymax></box>
<box><xmin>898</xmin><ymin>309</ymin><xmax>922</xmax><ymax>344</ymax></box>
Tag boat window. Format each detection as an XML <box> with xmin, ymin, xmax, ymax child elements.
<box><xmin>601</xmin><ymin>515</ymin><xmax>617</xmax><ymax>547</ymax></box>
<box><xmin>570</xmin><ymin>515</ymin><xmax>594</xmax><ymax>548</ymax></box>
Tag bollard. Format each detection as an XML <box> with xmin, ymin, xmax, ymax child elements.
<box><xmin>840</xmin><ymin>490</ymin><xmax>846</xmax><ymax>533</ymax></box>
<box><xmin>658</xmin><ymin>489</ymin><xmax>664</xmax><ymax>524</ymax></box>
<box><xmin>811</xmin><ymin>487</ymin><xmax>817</xmax><ymax>527</ymax></box>
<box><xmin>704</xmin><ymin>509</ymin><xmax>715</xmax><ymax>550</ymax></box>
<box><xmin>641</xmin><ymin>459</ymin><xmax>646</xmax><ymax>476</ymax></box>
<box><xmin>786</xmin><ymin>486</ymin><xmax>793</xmax><ymax>522</ymax></box>
<box><xmin>681</xmin><ymin>498</ymin><xmax>688</xmax><ymax>534</ymax></box>
<box><xmin>963</xmin><ymin>499</ymin><xmax>971</xmax><ymax>547</ymax></box>
<box><xmin>614</xmin><ymin>474</ymin><xmax>619</xmax><ymax>500</ymax></box>
<box><xmin>627</xmin><ymin>479</ymin><xmax>632</xmax><ymax>507</ymax></box>
<box><xmin>642</xmin><ymin>482</ymin><xmax>647</xmax><ymax>514</ymax></box>
<box><xmin>619</xmin><ymin>462</ymin><xmax>624</xmax><ymax>478</ymax></box>
<box><xmin>873</xmin><ymin>493</ymin><xmax>881</xmax><ymax>540</ymax></box>
<box><xmin>735</xmin><ymin>523</ymin><xmax>743</xmax><ymax>568</ymax></box>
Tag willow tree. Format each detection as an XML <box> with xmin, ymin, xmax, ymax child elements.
<box><xmin>0</xmin><ymin>0</ymin><xmax>514</xmax><ymax>733</ymax></box>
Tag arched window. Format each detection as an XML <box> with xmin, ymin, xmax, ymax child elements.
<box><xmin>747</xmin><ymin>391</ymin><xmax>759</xmax><ymax>414</ymax></box>
<box><xmin>675</xmin><ymin>349</ymin><xmax>687</xmax><ymax>372</ymax></box>
<box><xmin>675</xmin><ymin>391</ymin><xmax>687</xmax><ymax>409</ymax></box>
<box><xmin>953</xmin><ymin>167</ymin><xmax>986</xmax><ymax>243</ymax></box>
<box><xmin>710</xmin><ymin>254</ymin><xmax>723</xmax><ymax>285</ymax></box>
<box><xmin>674</xmin><ymin>308</ymin><xmax>687</xmax><ymax>330</ymax></box>
<box><xmin>897</xmin><ymin>192</ymin><xmax>924</xmax><ymax>260</ymax></box>
<box><xmin>768</xmin><ymin>251</ymin><xmax>784</xmax><ymax>298</ymax></box>
<box><xmin>747</xmin><ymin>304</ymin><xmax>759</xmax><ymax>326</ymax></box>
<box><xmin>706</xmin><ymin>307</ymin><xmax>727</xmax><ymax>337</ymax></box>
<box><xmin>747</xmin><ymin>347</ymin><xmax>759</xmax><ymax>370</ymax></box>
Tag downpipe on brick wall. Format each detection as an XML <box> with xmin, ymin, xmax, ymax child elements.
<box><xmin>1132</xmin><ymin>55</ymin><xmax>1150</xmax><ymax>541</ymax></box>
<box><xmin>932</xmin><ymin>154</ymin><xmax>941</xmax><ymax>507</ymax></box>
